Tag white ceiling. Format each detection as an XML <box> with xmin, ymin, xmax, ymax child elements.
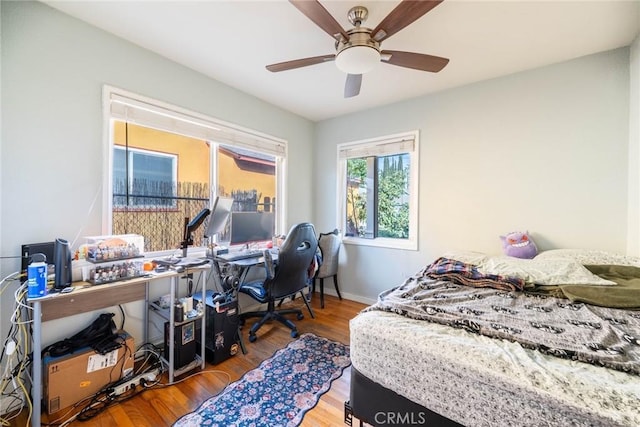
<box><xmin>43</xmin><ymin>0</ymin><xmax>640</xmax><ymax>122</ymax></box>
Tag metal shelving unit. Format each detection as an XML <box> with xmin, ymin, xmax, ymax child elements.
<box><xmin>147</xmin><ymin>267</ymin><xmax>207</xmax><ymax>382</ymax></box>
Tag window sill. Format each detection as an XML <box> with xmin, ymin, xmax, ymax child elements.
<box><xmin>113</xmin><ymin>207</ymin><xmax>180</xmax><ymax>213</ymax></box>
<box><xmin>342</xmin><ymin>236</ymin><xmax>417</xmax><ymax>251</ymax></box>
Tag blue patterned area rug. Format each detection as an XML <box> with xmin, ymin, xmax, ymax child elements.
<box><xmin>173</xmin><ymin>333</ymin><xmax>351</xmax><ymax>427</ymax></box>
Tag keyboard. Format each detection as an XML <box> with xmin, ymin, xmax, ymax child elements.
<box><xmin>217</xmin><ymin>249</ymin><xmax>264</xmax><ymax>262</ymax></box>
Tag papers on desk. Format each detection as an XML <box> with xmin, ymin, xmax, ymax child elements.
<box><xmin>152</xmin><ymin>257</ymin><xmax>210</xmax><ymax>271</ymax></box>
<box><xmin>174</xmin><ymin>257</ymin><xmax>210</xmax><ymax>267</ymax></box>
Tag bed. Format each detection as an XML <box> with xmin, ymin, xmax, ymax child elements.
<box><xmin>346</xmin><ymin>250</ymin><xmax>640</xmax><ymax>427</ymax></box>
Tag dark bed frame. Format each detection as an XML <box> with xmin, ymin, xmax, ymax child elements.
<box><xmin>345</xmin><ymin>367</ymin><xmax>463</xmax><ymax>427</ymax></box>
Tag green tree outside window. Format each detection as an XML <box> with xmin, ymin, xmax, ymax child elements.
<box><xmin>346</xmin><ymin>154</ymin><xmax>409</xmax><ymax>239</ymax></box>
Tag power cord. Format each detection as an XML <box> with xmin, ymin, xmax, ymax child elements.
<box><xmin>0</xmin><ymin>274</ymin><xmax>33</xmax><ymax>427</ymax></box>
<box><xmin>42</xmin><ymin>343</ymin><xmax>166</xmax><ymax>426</ymax></box>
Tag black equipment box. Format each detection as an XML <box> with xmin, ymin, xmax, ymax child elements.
<box><xmin>164</xmin><ymin>320</ymin><xmax>196</xmax><ymax>370</ymax></box>
<box><xmin>193</xmin><ymin>290</ymin><xmax>240</xmax><ymax>364</ymax></box>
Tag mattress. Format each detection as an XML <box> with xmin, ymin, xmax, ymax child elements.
<box><xmin>350</xmin><ymin>310</ymin><xmax>640</xmax><ymax>427</ymax></box>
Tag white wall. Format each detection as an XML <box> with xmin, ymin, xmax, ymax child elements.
<box><xmin>0</xmin><ymin>0</ymin><xmax>3</xmax><ymax>287</ymax></box>
<box><xmin>0</xmin><ymin>2</ymin><xmax>314</xmax><ymax>346</ymax></box>
<box><xmin>314</xmin><ymin>48</ymin><xmax>631</xmax><ymax>304</ymax></box>
<box><xmin>628</xmin><ymin>35</ymin><xmax>640</xmax><ymax>255</ymax></box>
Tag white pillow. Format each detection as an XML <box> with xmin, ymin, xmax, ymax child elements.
<box><xmin>476</xmin><ymin>256</ymin><xmax>617</xmax><ymax>286</ymax></box>
<box><xmin>535</xmin><ymin>249</ymin><xmax>640</xmax><ymax>267</ymax></box>
<box><xmin>441</xmin><ymin>250</ymin><xmax>490</xmax><ymax>266</ymax></box>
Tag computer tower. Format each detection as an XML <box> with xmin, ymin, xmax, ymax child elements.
<box><xmin>193</xmin><ymin>290</ymin><xmax>240</xmax><ymax>364</ymax></box>
<box><xmin>164</xmin><ymin>320</ymin><xmax>196</xmax><ymax>370</ymax></box>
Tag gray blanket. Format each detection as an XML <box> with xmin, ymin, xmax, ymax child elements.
<box><xmin>365</xmin><ymin>268</ymin><xmax>640</xmax><ymax>375</ymax></box>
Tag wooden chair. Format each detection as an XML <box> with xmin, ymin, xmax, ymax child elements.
<box><xmin>313</xmin><ymin>229</ymin><xmax>343</xmax><ymax>308</ymax></box>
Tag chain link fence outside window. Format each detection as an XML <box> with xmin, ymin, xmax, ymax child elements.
<box><xmin>113</xmin><ymin>181</ymin><xmax>275</xmax><ymax>252</ymax></box>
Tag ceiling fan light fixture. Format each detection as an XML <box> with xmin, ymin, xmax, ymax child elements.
<box><xmin>335</xmin><ymin>45</ymin><xmax>381</xmax><ymax>74</ymax></box>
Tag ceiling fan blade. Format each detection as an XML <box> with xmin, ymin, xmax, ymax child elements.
<box><xmin>344</xmin><ymin>74</ymin><xmax>362</xmax><ymax>98</ymax></box>
<box><xmin>371</xmin><ymin>0</ymin><xmax>443</xmax><ymax>42</ymax></box>
<box><xmin>289</xmin><ymin>0</ymin><xmax>349</xmax><ymax>42</ymax></box>
<box><xmin>381</xmin><ymin>50</ymin><xmax>449</xmax><ymax>72</ymax></box>
<box><xmin>266</xmin><ymin>54</ymin><xmax>335</xmax><ymax>72</ymax></box>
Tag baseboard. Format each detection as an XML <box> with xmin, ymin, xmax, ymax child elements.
<box><xmin>315</xmin><ymin>288</ymin><xmax>376</xmax><ymax>306</ymax></box>
<box><xmin>238</xmin><ymin>288</ymin><xmax>376</xmax><ymax>311</ymax></box>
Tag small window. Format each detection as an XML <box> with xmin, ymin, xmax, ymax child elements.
<box><xmin>338</xmin><ymin>131</ymin><xmax>419</xmax><ymax>250</ymax></box>
<box><xmin>113</xmin><ymin>146</ymin><xmax>177</xmax><ymax>208</ymax></box>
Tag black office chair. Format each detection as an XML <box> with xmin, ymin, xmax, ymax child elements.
<box><xmin>238</xmin><ymin>223</ymin><xmax>318</xmax><ymax>342</ymax></box>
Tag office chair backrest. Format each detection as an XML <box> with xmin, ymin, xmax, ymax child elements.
<box><xmin>268</xmin><ymin>222</ymin><xmax>318</xmax><ymax>299</ymax></box>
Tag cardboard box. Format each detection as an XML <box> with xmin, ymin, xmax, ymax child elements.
<box><xmin>44</xmin><ymin>332</ymin><xmax>134</xmax><ymax>414</ymax></box>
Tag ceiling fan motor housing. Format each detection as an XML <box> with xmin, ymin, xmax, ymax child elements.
<box><xmin>335</xmin><ymin>27</ymin><xmax>381</xmax><ymax>74</ymax></box>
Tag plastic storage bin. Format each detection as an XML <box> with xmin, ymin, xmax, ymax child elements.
<box><xmin>83</xmin><ymin>234</ymin><xmax>144</xmax><ymax>263</ymax></box>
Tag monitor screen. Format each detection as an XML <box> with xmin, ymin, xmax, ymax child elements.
<box><xmin>204</xmin><ymin>196</ymin><xmax>234</xmax><ymax>238</ymax></box>
<box><xmin>229</xmin><ymin>212</ymin><xmax>275</xmax><ymax>245</ymax></box>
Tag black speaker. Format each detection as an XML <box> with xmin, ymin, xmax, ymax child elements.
<box><xmin>194</xmin><ymin>291</ymin><xmax>240</xmax><ymax>364</ymax></box>
<box><xmin>54</xmin><ymin>238</ymin><xmax>72</xmax><ymax>290</ymax></box>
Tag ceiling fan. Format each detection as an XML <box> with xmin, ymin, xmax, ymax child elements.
<box><xmin>266</xmin><ymin>0</ymin><xmax>449</xmax><ymax>98</ymax></box>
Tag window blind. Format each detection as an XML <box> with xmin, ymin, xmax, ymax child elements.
<box><xmin>338</xmin><ymin>135</ymin><xmax>415</xmax><ymax>160</ymax></box>
<box><xmin>108</xmin><ymin>91</ymin><xmax>286</xmax><ymax>157</ymax></box>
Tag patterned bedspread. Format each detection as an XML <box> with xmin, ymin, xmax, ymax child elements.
<box><xmin>364</xmin><ymin>265</ymin><xmax>640</xmax><ymax>375</ymax></box>
<box><xmin>350</xmin><ymin>311</ymin><xmax>640</xmax><ymax>427</ymax></box>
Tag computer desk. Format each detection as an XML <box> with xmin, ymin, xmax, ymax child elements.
<box><xmin>28</xmin><ymin>265</ymin><xmax>209</xmax><ymax>427</ymax></box>
<box><xmin>210</xmin><ymin>249</ymin><xmax>279</xmax><ymax>351</ymax></box>
<box><xmin>213</xmin><ymin>248</ymin><xmax>279</xmax><ymax>284</ymax></box>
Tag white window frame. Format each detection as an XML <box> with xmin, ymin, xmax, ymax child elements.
<box><xmin>112</xmin><ymin>145</ymin><xmax>178</xmax><ymax>209</ymax></box>
<box><xmin>102</xmin><ymin>85</ymin><xmax>288</xmax><ymax>247</ymax></box>
<box><xmin>336</xmin><ymin>130</ymin><xmax>419</xmax><ymax>251</ymax></box>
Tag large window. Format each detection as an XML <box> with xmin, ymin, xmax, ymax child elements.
<box><xmin>104</xmin><ymin>86</ymin><xmax>286</xmax><ymax>253</ymax></box>
<box><xmin>338</xmin><ymin>131</ymin><xmax>419</xmax><ymax>250</ymax></box>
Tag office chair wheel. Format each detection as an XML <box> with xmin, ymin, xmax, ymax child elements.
<box><xmin>248</xmin><ymin>333</ymin><xmax>257</xmax><ymax>343</ymax></box>
<box><xmin>291</xmin><ymin>330</ymin><xmax>299</xmax><ymax>338</ymax></box>
<box><xmin>297</xmin><ymin>313</ymin><xmax>304</xmax><ymax>320</ymax></box>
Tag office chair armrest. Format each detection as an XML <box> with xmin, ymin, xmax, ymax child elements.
<box><xmin>263</xmin><ymin>249</ymin><xmax>275</xmax><ymax>279</ymax></box>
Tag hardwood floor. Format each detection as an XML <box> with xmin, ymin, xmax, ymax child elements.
<box><xmin>11</xmin><ymin>295</ymin><xmax>367</xmax><ymax>427</ymax></box>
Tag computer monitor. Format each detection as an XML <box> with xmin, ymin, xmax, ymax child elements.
<box><xmin>21</xmin><ymin>241</ymin><xmax>55</xmax><ymax>275</ymax></box>
<box><xmin>229</xmin><ymin>212</ymin><xmax>275</xmax><ymax>246</ymax></box>
<box><xmin>204</xmin><ymin>196</ymin><xmax>234</xmax><ymax>238</ymax></box>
